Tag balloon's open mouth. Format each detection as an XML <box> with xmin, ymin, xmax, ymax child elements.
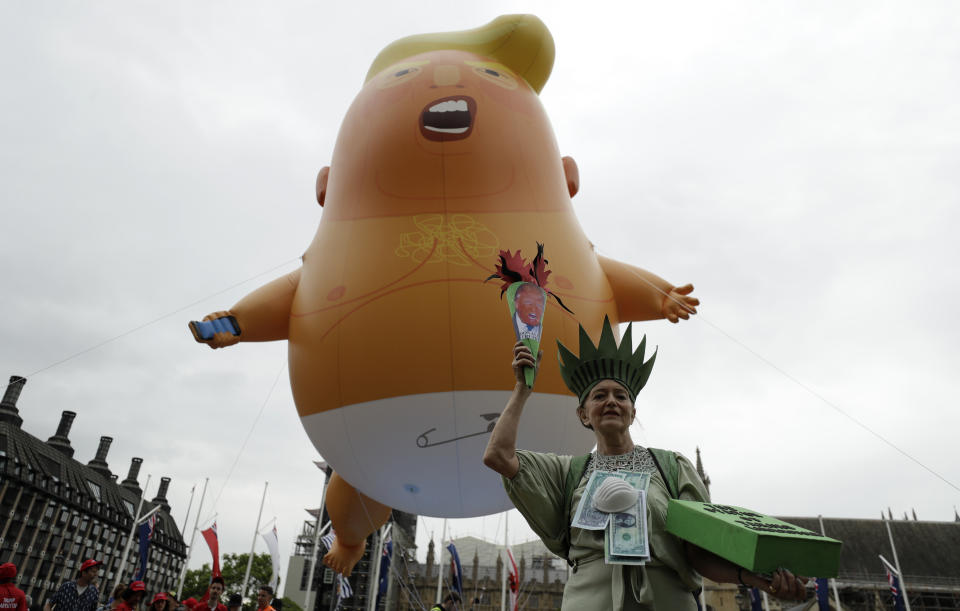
<box><xmin>420</xmin><ymin>96</ymin><xmax>476</xmax><ymax>141</ymax></box>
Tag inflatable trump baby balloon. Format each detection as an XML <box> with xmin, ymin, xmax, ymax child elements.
<box><xmin>190</xmin><ymin>15</ymin><xmax>698</xmax><ymax>575</ymax></box>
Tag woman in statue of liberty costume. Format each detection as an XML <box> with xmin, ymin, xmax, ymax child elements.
<box><xmin>483</xmin><ymin>317</ymin><xmax>808</xmax><ymax>610</ymax></box>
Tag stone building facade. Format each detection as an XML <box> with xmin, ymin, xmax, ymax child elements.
<box><xmin>0</xmin><ymin>375</ymin><xmax>186</xmax><ymax>603</ymax></box>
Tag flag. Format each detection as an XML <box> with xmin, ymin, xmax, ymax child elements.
<box><xmin>447</xmin><ymin>542</ymin><xmax>463</xmax><ymax>596</ymax></box>
<box><xmin>748</xmin><ymin>588</ymin><xmax>763</xmax><ymax>611</ymax></box>
<box><xmin>334</xmin><ymin>574</ymin><xmax>352</xmax><ymax>610</ymax></box>
<box><xmin>320</xmin><ymin>526</ymin><xmax>335</xmax><ymax>551</ymax></box>
<box><xmin>883</xmin><ymin>560</ymin><xmax>907</xmax><ymax>611</ymax></box>
<box><xmin>134</xmin><ymin>513</ymin><xmax>157</xmax><ymax>580</ymax></box>
<box><xmin>261</xmin><ymin>525</ymin><xmax>281</xmax><ymax>591</ymax></box>
<box><xmin>814</xmin><ymin>577</ymin><xmax>829</xmax><ymax>610</ymax></box>
<box><xmin>201</xmin><ymin>522</ymin><xmax>221</xmax><ymax>578</ymax></box>
<box><xmin>376</xmin><ymin>532</ymin><xmax>393</xmax><ymax>606</ymax></box>
<box><xmin>506</xmin><ymin>547</ymin><xmax>518</xmax><ymax>611</ymax></box>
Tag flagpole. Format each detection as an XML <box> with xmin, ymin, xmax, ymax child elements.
<box><xmin>500</xmin><ymin>512</ymin><xmax>508</xmax><ymax>611</ymax></box>
<box><xmin>818</xmin><ymin>515</ymin><xmax>842</xmax><ymax>610</ymax></box>
<box><xmin>884</xmin><ymin>515</ymin><xmax>912</xmax><ymax>611</ymax></box>
<box><xmin>180</xmin><ymin>485</ymin><xmax>197</xmax><ymax>537</ymax></box>
<box><xmin>177</xmin><ymin>477</ymin><xmax>209</xmax><ymax>599</ymax></box>
<box><xmin>304</xmin><ymin>463</ymin><xmax>331</xmax><ymax>611</ymax></box>
<box><xmin>242</xmin><ymin>481</ymin><xmax>269</xmax><ymax>598</ymax></box>
<box><xmin>435</xmin><ymin>518</ymin><xmax>448</xmax><ymax>605</ymax></box>
<box><xmin>367</xmin><ymin>523</ymin><xmax>391</xmax><ymax>611</ymax></box>
<box><xmin>113</xmin><ymin>474</ymin><xmax>152</xmax><ymax>594</ymax></box>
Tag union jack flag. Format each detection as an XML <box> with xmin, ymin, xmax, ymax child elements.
<box><xmin>134</xmin><ymin>514</ymin><xmax>158</xmax><ymax>580</ymax></box>
<box><xmin>881</xmin><ymin>558</ymin><xmax>907</xmax><ymax>611</ymax></box>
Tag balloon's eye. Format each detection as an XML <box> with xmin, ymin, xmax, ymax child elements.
<box><xmin>377</xmin><ymin>63</ymin><xmax>427</xmax><ymax>89</ymax></box>
<box><xmin>472</xmin><ymin>65</ymin><xmax>518</xmax><ymax>90</ymax></box>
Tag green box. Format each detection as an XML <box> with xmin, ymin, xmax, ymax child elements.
<box><xmin>665</xmin><ymin>500</ymin><xmax>842</xmax><ymax>577</ymax></box>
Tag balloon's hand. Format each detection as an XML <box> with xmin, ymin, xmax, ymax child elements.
<box><xmin>190</xmin><ymin>311</ymin><xmax>241</xmax><ymax>349</ymax></box>
<box><xmin>763</xmin><ymin>568</ymin><xmax>809</xmax><ymax>601</ymax></box>
<box><xmin>511</xmin><ymin>342</ymin><xmax>542</xmax><ymax>386</ymax></box>
<box><xmin>661</xmin><ymin>283</ymin><xmax>699</xmax><ymax>323</ymax></box>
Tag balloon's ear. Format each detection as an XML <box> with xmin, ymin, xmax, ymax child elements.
<box><xmin>562</xmin><ymin>156</ymin><xmax>579</xmax><ymax>198</ymax></box>
<box><xmin>316</xmin><ymin>166</ymin><xmax>330</xmax><ymax>207</ymax></box>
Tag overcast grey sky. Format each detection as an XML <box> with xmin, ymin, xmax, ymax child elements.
<box><xmin>2</xmin><ymin>0</ymin><xmax>959</xmax><ymax>593</ymax></box>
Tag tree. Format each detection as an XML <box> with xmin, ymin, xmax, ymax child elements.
<box><xmin>181</xmin><ymin>563</ymin><xmax>214</xmax><ymax>602</ymax></box>
<box><xmin>180</xmin><ymin>553</ymin><xmax>281</xmax><ymax>607</ymax></box>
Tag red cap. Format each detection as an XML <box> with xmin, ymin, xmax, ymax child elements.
<box><xmin>130</xmin><ymin>581</ymin><xmax>146</xmax><ymax>592</ymax></box>
<box><xmin>151</xmin><ymin>593</ymin><xmax>169</xmax><ymax>605</ymax></box>
<box><xmin>0</xmin><ymin>563</ymin><xmax>16</xmax><ymax>580</ymax></box>
<box><xmin>79</xmin><ymin>559</ymin><xmax>103</xmax><ymax>573</ymax></box>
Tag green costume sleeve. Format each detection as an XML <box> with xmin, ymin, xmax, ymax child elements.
<box><xmin>502</xmin><ymin>449</ymin><xmax>573</xmax><ymax>555</ymax></box>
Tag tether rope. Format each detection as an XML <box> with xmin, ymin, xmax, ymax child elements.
<box><xmin>612</xmin><ymin>257</ymin><xmax>959</xmax><ymax>494</ymax></box>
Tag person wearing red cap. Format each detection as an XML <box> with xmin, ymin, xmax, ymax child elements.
<box><xmin>114</xmin><ymin>582</ymin><xmax>145</xmax><ymax>611</ymax></box>
<box><xmin>148</xmin><ymin>592</ymin><xmax>167</xmax><ymax>611</ymax></box>
<box><xmin>0</xmin><ymin>563</ymin><xmax>28</xmax><ymax>611</ymax></box>
<box><xmin>44</xmin><ymin>560</ymin><xmax>102</xmax><ymax>611</ymax></box>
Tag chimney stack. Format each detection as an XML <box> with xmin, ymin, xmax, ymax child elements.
<box><xmin>152</xmin><ymin>477</ymin><xmax>171</xmax><ymax>513</ymax></box>
<box><xmin>121</xmin><ymin>457</ymin><xmax>143</xmax><ymax>494</ymax></box>
<box><xmin>87</xmin><ymin>436</ymin><xmax>114</xmax><ymax>477</ymax></box>
<box><xmin>0</xmin><ymin>375</ymin><xmax>26</xmax><ymax>427</ymax></box>
<box><xmin>46</xmin><ymin>410</ymin><xmax>77</xmax><ymax>458</ymax></box>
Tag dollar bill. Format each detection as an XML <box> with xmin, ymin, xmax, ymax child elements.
<box><xmin>610</xmin><ymin>490</ymin><xmax>650</xmax><ymax>559</ymax></box>
<box><xmin>622</xmin><ymin>471</ymin><xmax>650</xmax><ymax>494</ymax></box>
<box><xmin>571</xmin><ymin>470</ymin><xmax>621</xmax><ymax>530</ymax></box>
<box><xmin>604</xmin><ymin>512</ymin><xmax>647</xmax><ymax>566</ymax></box>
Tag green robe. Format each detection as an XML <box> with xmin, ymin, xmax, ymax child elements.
<box><xmin>503</xmin><ymin>449</ymin><xmax>710</xmax><ymax>610</ymax></box>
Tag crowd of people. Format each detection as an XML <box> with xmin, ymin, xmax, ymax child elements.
<box><xmin>0</xmin><ymin>559</ymin><xmax>280</xmax><ymax>611</ymax></box>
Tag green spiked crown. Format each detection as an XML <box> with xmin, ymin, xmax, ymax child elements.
<box><xmin>557</xmin><ymin>316</ymin><xmax>657</xmax><ymax>404</ymax></box>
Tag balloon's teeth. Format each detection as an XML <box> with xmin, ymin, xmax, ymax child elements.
<box><xmin>428</xmin><ymin>99</ymin><xmax>469</xmax><ymax>113</ymax></box>
<box><xmin>423</xmin><ymin>126</ymin><xmax>470</xmax><ymax>134</ymax></box>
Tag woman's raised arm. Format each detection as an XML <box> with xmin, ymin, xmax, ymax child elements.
<box><xmin>482</xmin><ymin>342</ymin><xmax>539</xmax><ymax>479</ymax></box>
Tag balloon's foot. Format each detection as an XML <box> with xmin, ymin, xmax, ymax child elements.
<box><xmin>323</xmin><ymin>540</ymin><xmax>366</xmax><ymax>577</ymax></box>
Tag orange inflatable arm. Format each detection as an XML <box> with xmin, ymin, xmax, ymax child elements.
<box><xmin>193</xmin><ymin>268</ymin><xmax>301</xmax><ymax>348</ymax></box>
<box><xmin>598</xmin><ymin>256</ymin><xmax>698</xmax><ymax>323</ymax></box>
